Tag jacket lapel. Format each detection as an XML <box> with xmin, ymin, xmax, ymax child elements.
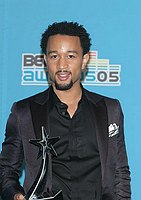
<box><xmin>84</xmin><ymin>89</ymin><xmax>109</xmax><ymax>184</ymax></box>
<box><xmin>30</xmin><ymin>101</ymin><xmax>48</xmax><ymax>139</ymax></box>
<box><xmin>93</xmin><ymin>100</ymin><xmax>108</xmax><ymax>177</ymax></box>
<box><xmin>29</xmin><ymin>88</ymin><xmax>51</xmax><ymax>139</ymax></box>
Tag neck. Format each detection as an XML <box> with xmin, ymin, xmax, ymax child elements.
<box><xmin>52</xmin><ymin>83</ymin><xmax>82</xmax><ymax>105</ymax></box>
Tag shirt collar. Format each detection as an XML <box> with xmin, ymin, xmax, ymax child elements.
<box><xmin>48</xmin><ymin>84</ymin><xmax>87</xmax><ymax>112</ymax></box>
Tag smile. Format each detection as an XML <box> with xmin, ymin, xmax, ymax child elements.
<box><xmin>56</xmin><ymin>71</ymin><xmax>71</xmax><ymax>81</ymax></box>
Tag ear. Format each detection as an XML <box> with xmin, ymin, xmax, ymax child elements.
<box><xmin>43</xmin><ymin>54</ymin><xmax>47</xmax><ymax>66</ymax></box>
<box><xmin>82</xmin><ymin>53</ymin><xmax>90</xmax><ymax>70</ymax></box>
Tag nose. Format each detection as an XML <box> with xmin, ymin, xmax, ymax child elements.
<box><xmin>57</xmin><ymin>57</ymin><xmax>68</xmax><ymax>70</ymax></box>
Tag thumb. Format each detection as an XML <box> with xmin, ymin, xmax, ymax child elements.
<box><xmin>14</xmin><ymin>193</ymin><xmax>25</xmax><ymax>200</ymax></box>
<box><xmin>18</xmin><ymin>194</ymin><xmax>25</xmax><ymax>200</ymax></box>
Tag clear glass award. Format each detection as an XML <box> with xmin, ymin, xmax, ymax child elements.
<box><xmin>25</xmin><ymin>126</ymin><xmax>63</xmax><ymax>200</ymax></box>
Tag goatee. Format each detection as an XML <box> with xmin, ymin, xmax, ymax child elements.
<box><xmin>55</xmin><ymin>80</ymin><xmax>73</xmax><ymax>91</ymax></box>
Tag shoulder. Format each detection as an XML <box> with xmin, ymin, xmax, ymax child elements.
<box><xmin>84</xmin><ymin>88</ymin><xmax>123</xmax><ymax>119</ymax></box>
<box><xmin>83</xmin><ymin>88</ymin><xmax>119</xmax><ymax>105</ymax></box>
<box><xmin>12</xmin><ymin>87</ymin><xmax>50</xmax><ymax>111</ymax></box>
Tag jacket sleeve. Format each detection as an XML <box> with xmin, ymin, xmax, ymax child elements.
<box><xmin>115</xmin><ymin>100</ymin><xmax>131</xmax><ymax>199</ymax></box>
<box><xmin>0</xmin><ymin>103</ymin><xmax>25</xmax><ymax>200</ymax></box>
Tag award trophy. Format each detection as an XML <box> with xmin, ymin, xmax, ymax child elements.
<box><xmin>25</xmin><ymin>126</ymin><xmax>63</xmax><ymax>200</ymax></box>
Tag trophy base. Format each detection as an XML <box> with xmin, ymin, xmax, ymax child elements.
<box><xmin>28</xmin><ymin>190</ymin><xmax>63</xmax><ymax>200</ymax></box>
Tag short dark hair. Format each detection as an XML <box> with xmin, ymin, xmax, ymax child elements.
<box><xmin>40</xmin><ymin>21</ymin><xmax>91</xmax><ymax>55</ymax></box>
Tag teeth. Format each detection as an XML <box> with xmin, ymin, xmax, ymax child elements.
<box><xmin>59</xmin><ymin>74</ymin><xmax>68</xmax><ymax>77</ymax></box>
<box><xmin>56</xmin><ymin>72</ymin><xmax>70</xmax><ymax>80</ymax></box>
<box><xmin>57</xmin><ymin>72</ymin><xmax>70</xmax><ymax>76</ymax></box>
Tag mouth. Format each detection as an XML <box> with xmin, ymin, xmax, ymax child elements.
<box><xmin>56</xmin><ymin>70</ymin><xmax>71</xmax><ymax>81</ymax></box>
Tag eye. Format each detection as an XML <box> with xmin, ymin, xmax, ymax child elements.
<box><xmin>67</xmin><ymin>54</ymin><xmax>76</xmax><ymax>59</ymax></box>
<box><xmin>50</xmin><ymin>54</ymin><xmax>58</xmax><ymax>59</ymax></box>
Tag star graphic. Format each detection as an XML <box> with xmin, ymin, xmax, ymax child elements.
<box><xmin>29</xmin><ymin>126</ymin><xmax>60</xmax><ymax>158</ymax></box>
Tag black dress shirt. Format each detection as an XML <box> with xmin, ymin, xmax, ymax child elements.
<box><xmin>48</xmin><ymin>87</ymin><xmax>102</xmax><ymax>200</ymax></box>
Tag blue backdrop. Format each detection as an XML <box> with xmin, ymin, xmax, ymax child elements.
<box><xmin>0</xmin><ymin>0</ymin><xmax>141</xmax><ymax>199</ymax></box>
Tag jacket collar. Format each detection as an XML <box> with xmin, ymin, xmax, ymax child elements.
<box><xmin>30</xmin><ymin>86</ymin><xmax>51</xmax><ymax>105</ymax></box>
<box><xmin>83</xmin><ymin>88</ymin><xmax>104</xmax><ymax>105</ymax></box>
<box><xmin>30</xmin><ymin>85</ymin><xmax>104</xmax><ymax>106</ymax></box>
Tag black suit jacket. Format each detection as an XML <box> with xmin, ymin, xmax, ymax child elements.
<box><xmin>0</xmin><ymin>87</ymin><xmax>131</xmax><ymax>199</ymax></box>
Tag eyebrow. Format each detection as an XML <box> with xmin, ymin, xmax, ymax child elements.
<box><xmin>47</xmin><ymin>50</ymin><xmax>79</xmax><ymax>55</ymax></box>
<box><xmin>47</xmin><ymin>50</ymin><xmax>57</xmax><ymax>54</ymax></box>
<box><xmin>67</xmin><ymin>50</ymin><xmax>79</xmax><ymax>54</ymax></box>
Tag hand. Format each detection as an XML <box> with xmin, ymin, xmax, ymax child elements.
<box><xmin>14</xmin><ymin>193</ymin><xmax>26</xmax><ymax>200</ymax></box>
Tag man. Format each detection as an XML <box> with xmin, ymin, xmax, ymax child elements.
<box><xmin>0</xmin><ymin>21</ymin><xmax>131</xmax><ymax>200</ymax></box>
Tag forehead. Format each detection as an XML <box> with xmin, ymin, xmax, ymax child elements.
<box><xmin>47</xmin><ymin>34</ymin><xmax>82</xmax><ymax>51</ymax></box>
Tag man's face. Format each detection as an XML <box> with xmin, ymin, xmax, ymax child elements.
<box><xmin>45</xmin><ymin>34</ymin><xmax>89</xmax><ymax>90</ymax></box>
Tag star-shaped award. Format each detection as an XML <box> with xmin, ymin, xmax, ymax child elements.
<box><xmin>26</xmin><ymin>126</ymin><xmax>63</xmax><ymax>200</ymax></box>
<box><xmin>29</xmin><ymin>126</ymin><xmax>60</xmax><ymax>158</ymax></box>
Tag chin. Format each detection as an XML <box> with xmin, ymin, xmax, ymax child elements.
<box><xmin>55</xmin><ymin>81</ymin><xmax>73</xmax><ymax>91</ymax></box>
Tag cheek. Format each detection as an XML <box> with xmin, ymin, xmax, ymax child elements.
<box><xmin>47</xmin><ymin>62</ymin><xmax>56</xmax><ymax>71</ymax></box>
<box><xmin>71</xmin><ymin>68</ymin><xmax>82</xmax><ymax>80</ymax></box>
<box><xmin>47</xmin><ymin>66</ymin><xmax>56</xmax><ymax>77</ymax></box>
<box><xmin>72</xmin><ymin>63</ymin><xmax>82</xmax><ymax>72</ymax></box>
